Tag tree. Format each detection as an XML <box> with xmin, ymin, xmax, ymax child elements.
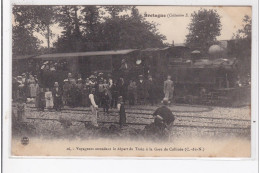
<box><xmin>31</xmin><ymin>6</ymin><xmax>56</xmax><ymax>49</ymax></box>
<box><xmin>12</xmin><ymin>6</ymin><xmax>42</xmax><ymax>55</ymax></box>
<box><xmin>98</xmin><ymin>6</ymin><xmax>165</xmax><ymax>50</ymax></box>
<box><xmin>53</xmin><ymin>6</ymin><xmax>84</xmax><ymax>52</ymax></box>
<box><xmin>81</xmin><ymin>6</ymin><xmax>100</xmax><ymax>36</ymax></box>
<box><xmin>12</xmin><ymin>5</ymin><xmax>57</xmax><ymax>55</ymax></box>
<box><xmin>232</xmin><ymin>15</ymin><xmax>252</xmax><ymax>77</ymax></box>
<box><xmin>80</xmin><ymin>6</ymin><xmax>103</xmax><ymax>50</ymax></box>
<box><xmin>185</xmin><ymin>8</ymin><xmax>222</xmax><ymax>54</ymax></box>
<box><xmin>233</xmin><ymin>15</ymin><xmax>251</xmax><ymax>40</ymax></box>
<box><xmin>12</xmin><ymin>25</ymin><xmax>42</xmax><ymax>55</ymax></box>
<box><xmin>54</xmin><ymin>5</ymin><xmax>165</xmax><ymax>52</ymax></box>
<box><xmin>103</xmin><ymin>6</ymin><xmax>130</xmax><ymax>19</ymax></box>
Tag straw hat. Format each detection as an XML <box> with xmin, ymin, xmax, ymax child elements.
<box><xmin>54</xmin><ymin>82</ymin><xmax>59</xmax><ymax>87</ymax></box>
<box><xmin>89</xmin><ymin>75</ymin><xmax>95</xmax><ymax>79</ymax></box>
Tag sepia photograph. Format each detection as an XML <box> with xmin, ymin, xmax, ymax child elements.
<box><xmin>11</xmin><ymin>5</ymin><xmax>252</xmax><ymax>157</ymax></box>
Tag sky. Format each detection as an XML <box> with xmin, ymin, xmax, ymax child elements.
<box><xmin>137</xmin><ymin>6</ymin><xmax>251</xmax><ymax>44</ymax></box>
<box><xmin>37</xmin><ymin>6</ymin><xmax>252</xmax><ymax>47</ymax></box>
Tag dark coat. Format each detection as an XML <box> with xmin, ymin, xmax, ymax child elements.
<box><xmin>63</xmin><ymin>83</ymin><xmax>71</xmax><ymax>94</ymax></box>
<box><xmin>53</xmin><ymin>87</ymin><xmax>62</xmax><ymax>108</ymax></box>
<box><xmin>111</xmin><ymin>83</ymin><xmax>119</xmax><ymax>96</ymax></box>
<box><xmin>118</xmin><ymin>81</ymin><xmax>127</xmax><ymax>98</ymax></box>
<box><xmin>153</xmin><ymin>106</ymin><xmax>175</xmax><ymax>125</ymax></box>
<box><xmin>136</xmin><ymin>80</ymin><xmax>148</xmax><ymax>99</ymax></box>
<box><xmin>68</xmin><ymin>84</ymin><xmax>78</xmax><ymax>106</ymax></box>
<box><xmin>101</xmin><ymin>93</ymin><xmax>110</xmax><ymax>106</ymax></box>
<box><xmin>119</xmin><ymin>103</ymin><xmax>126</xmax><ymax>126</ymax></box>
<box><xmin>147</xmin><ymin>80</ymin><xmax>156</xmax><ymax>99</ymax></box>
<box><xmin>82</xmin><ymin>84</ymin><xmax>90</xmax><ymax>106</ymax></box>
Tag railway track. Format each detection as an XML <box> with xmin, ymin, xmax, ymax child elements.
<box><xmin>22</xmin><ymin>106</ymin><xmax>251</xmax><ymax>134</ymax></box>
<box><xmin>26</xmin><ymin>116</ymin><xmax>250</xmax><ymax>131</ymax></box>
<box><xmin>27</xmin><ymin>106</ymin><xmax>250</xmax><ymax>122</ymax></box>
<box><xmin>28</xmin><ymin>105</ymin><xmax>214</xmax><ymax>113</ymax></box>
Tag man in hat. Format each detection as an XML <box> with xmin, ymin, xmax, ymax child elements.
<box><xmin>147</xmin><ymin>75</ymin><xmax>157</xmax><ymax>106</ymax></box>
<box><xmin>119</xmin><ymin>59</ymin><xmax>130</xmax><ymax>78</ymax></box>
<box><xmin>152</xmin><ymin>98</ymin><xmax>175</xmax><ymax>138</ymax></box>
<box><xmin>68</xmin><ymin>79</ymin><xmax>78</xmax><ymax>107</ymax></box>
<box><xmin>164</xmin><ymin>75</ymin><xmax>174</xmax><ymax>102</ymax></box>
<box><xmin>89</xmin><ymin>75</ymin><xmax>96</xmax><ymax>88</ymax></box>
<box><xmin>68</xmin><ymin>72</ymin><xmax>76</xmax><ymax>84</ymax></box>
<box><xmin>143</xmin><ymin>98</ymin><xmax>174</xmax><ymax>140</ymax></box>
<box><xmin>153</xmin><ymin>98</ymin><xmax>175</xmax><ymax>125</ymax></box>
<box><xmin>136</xmin><ymin>75</ymin><xmax>148</xmax><ymax>104</ymax></box>
<box><xmin>119</xmin><ymin>59</ymin><xmax>128</xmax><ymax>71</ymax></box>
<box><xmin>89</xmin><ymin>88</ymin><xmax>99</xmax><ymax>127</ymax></box>
<box><xmin>53</xmin><ymin>82</ymin><xmax>62</xmax><ymax>111</ymax></box>
<box><xmin>62</xmin><ymin>79</ymin><xmax>71</xmax><ymax>106</ymax></box>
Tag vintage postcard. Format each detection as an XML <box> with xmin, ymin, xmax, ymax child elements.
<box><xmin>10</xmin><ymin>5</ymin><xmax>252</xmax><ymax>157</ymax></box>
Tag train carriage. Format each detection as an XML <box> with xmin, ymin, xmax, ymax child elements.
<box><xmin>27</xmin><ymin>49</ymin><xmax>139</xmax><ymax>87</ymax></box>
<box><xmin>13</xmin><ymin>43</ymin><xmax>250</xmax><ymax>106</ymax></box>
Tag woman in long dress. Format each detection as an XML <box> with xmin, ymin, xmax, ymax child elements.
<box><xmin>45</xmin><ymin>88</ymin><xmax>53</xmax><ymax>109</ymax></box>
<box><xmin>163</xmin><ymin>75</ymin><xmax>174</xmax><ymax>101</ymax></box>
<box><xmin>27</xmin><ymin>75</ymin><xmax>37</xmax><ymax>98</ymax></box>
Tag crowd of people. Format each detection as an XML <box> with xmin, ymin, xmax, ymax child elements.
<box><xmin>12</xmin><ymin>70</ymin><xmax>175</xmax><ymax>128</ymax></box>
<box><xmin>13</xmin><ymin>72</ymin><xmax>174</xmax><ymax>108</ymax></box>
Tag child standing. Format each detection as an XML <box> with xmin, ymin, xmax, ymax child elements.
<box><xmin>117</xmin><ymin>96</ymin><xmax>126</xmax><ymax>128</ymax></box>
<box><xmin>45</xmin><ymin>88</ymin><xmax>53</xmax><ymax>109</ymax></box>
